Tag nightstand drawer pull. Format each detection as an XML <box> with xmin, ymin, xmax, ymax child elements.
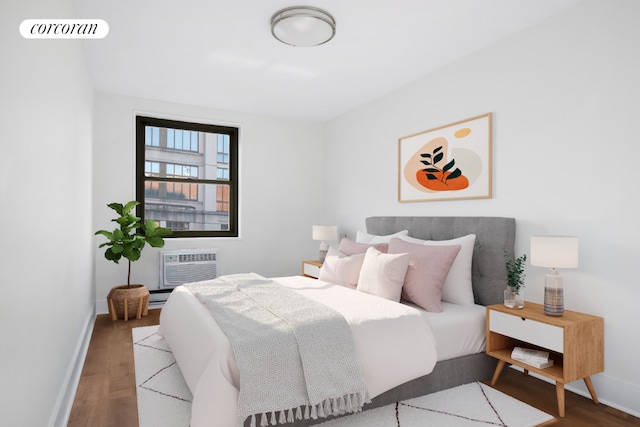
<box><xmin>490</xmin><ymin>311</ymin><xmax>564</xmax><ymax>353</ymax></box>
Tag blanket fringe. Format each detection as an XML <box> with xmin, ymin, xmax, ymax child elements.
<box><xmin>246</xmin><ymin>391</ymin><xmax>372</xmax><ymax>426</ymax></box>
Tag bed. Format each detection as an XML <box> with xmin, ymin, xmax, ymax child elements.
<box><xmin>158</xmin><ymin>216</ymin><xmax>516</xmax><ymax>427</ymax></box>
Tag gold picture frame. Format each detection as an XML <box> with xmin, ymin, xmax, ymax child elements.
<box><xmin>398</xmin><ymin>113</ymin><xmax>492</xmax><ymax>202</ymax></box>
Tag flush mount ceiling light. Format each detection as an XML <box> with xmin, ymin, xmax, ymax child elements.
<box><xmin>271</xmin><ymin>6</ymin><xmax>336</xmax><ymax>47</ymax></box>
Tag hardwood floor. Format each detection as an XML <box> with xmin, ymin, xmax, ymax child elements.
<box><xmin>69</xmin><ymin>309</ymin><xmax>639</xmax><ymax>427</ymax></box>
<box><xmin>68</xmin><ymin>309</ymin><xmax>161</xmax><ymax>427</ymax></box>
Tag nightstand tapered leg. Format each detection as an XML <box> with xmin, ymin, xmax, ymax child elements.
<box><xmin>555</xmin><ymin>382</ymin><xmax>565</xmax><ymax>417</ymax></box>
<box><xmin>584</xmin><ymin>376</ymin><xmax>599</xmax><ymax>404</ymax></box>
<box><xmin>490</xmin><ymin>360</ymin><xmax>507</xmax><ymax>385</ymax></box>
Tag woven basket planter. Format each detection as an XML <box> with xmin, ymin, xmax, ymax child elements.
<box><xmin>107</xmin><ymin>284</ymin><xmax>150</xmax><ymax>321</ymax></box>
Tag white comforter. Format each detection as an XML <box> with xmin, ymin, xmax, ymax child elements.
<box><xmin>158</xmin><ymin>276</ymin><xmax>438</xmax><ymax>427</ymax></box>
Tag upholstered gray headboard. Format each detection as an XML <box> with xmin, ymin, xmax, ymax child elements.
<box><xmin>365</xmin><ymin>216</ymin><xmax>516</xmax><ymax>306</ymax></box>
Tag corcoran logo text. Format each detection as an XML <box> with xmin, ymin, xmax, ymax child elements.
<box><xmin>20</xmin><ymin>19</ymin><xmax>109</xmax><ymax>39</ymax></box>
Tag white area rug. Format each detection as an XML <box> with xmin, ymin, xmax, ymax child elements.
<box><xmin>133</xmin><ymin>325</ymin><xmax>553</xmax><ymax>427</ymax></box>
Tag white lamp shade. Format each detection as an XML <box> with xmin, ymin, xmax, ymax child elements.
<box><xmin>530</xmin><ymin>236</ymin><xmax>579</xmax><ymax>269</ymax></box>
<box><xmin>312</xmin><ymin>225</ymin><xmax>337</xmax><ymax>241</ymax></box>
<box><xmin>271</xmin><ymin>7</ymin><xmax>336</xmax><ymax>47</ymax></box>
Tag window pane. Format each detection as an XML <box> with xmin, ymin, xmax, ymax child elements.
<box><xmin>217</xmin><ymin>134</ymin><xmax>229</xmax><ymax>164</ymax></box>
<box><xmin>144</xmin><ymin>182</ymin><xmax>230</xmax><ymax>232</ymax></box>
<box><xmin>145</xmin><ymin>127</ymin><xmax>159</xmax><ymax>147</ymax></box>
<box><xmin>175</xmin><ymin>130</ymin><xmax>183</xmax><ymax>150</ymax></box>
<box><xmin>216</xmin><ymin>184</ymin><xmax>230</xmax><ymax>212</ymax></box>
<box><xmin>191</xmin><ymin>131</ymin><xmax>199</xmax><ymax>151</ymax></box>
<box><xmin>145</xmin><ymin>161</ymin><xmax>160</xmax><ymax>176</ymax></box>
<box><xmin>217</xmin><ymin>168</ymin><xmax>229</xmax><ymax>180</ymax></box>
<box><xmin>167</xmin><ymin>129</ymin><xmax>174</xmax><ymax>148</ymax></box>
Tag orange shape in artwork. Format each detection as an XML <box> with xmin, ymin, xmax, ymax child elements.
<box><xmin>454</xmin><ymin>128</ymin><xmax>471</xmax><ymax>138</ymax></box>
<box><xmin>416</xmin><ymin>169</ymin><xmax>469</xmax><ymax>191</ymax></box>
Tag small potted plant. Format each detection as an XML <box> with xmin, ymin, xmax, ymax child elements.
<box><xmin>95</xmin><ymin>201</ymin><xmax>172</xmax><ymax>321</ymax></box>
<box><xmin>504</xmin><ymin>253</ymin><xmax>526</xmax><ymax>309</ymax></box>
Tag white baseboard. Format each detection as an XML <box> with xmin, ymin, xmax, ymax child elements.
<box><xmin>49</xmin><ymin>308</ymin><xmax>96</xmax><ymax>427</ymax></box>
<box><xmin>509</xmin><ymin>365</ymin><xmax>640</xmax><ymax>418</ymax></box>
<box><xmin>96</xmin><ymin>298</ymin><xmax>108</xmax><ymax>315</ymax></box>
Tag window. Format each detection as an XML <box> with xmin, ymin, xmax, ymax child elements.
<box><xmin>136</xmin><ymin>116</ymin><xmax>238</xmax><ymax>238</ymax></box>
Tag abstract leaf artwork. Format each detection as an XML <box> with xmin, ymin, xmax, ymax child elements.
<box><xmin>398</xmin><ymin>113</ymin><xmax>492</xmax><ymax>202</ymax></box>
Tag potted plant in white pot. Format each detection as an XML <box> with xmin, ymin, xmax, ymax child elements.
<box><xmin>95</xmin><ymin>201</ymin><xmax>172</xmax><ymax>321</ymax></box>
<box><xmin>504</xmin><ymin>253</ymin><xmax>527</xmax><ymax>309</ymax></box>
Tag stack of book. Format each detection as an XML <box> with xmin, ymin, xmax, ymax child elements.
<box><xmin>511</xmin><ymin>347</ymin><xmax>554</xmax><ymax>369</ymax></box>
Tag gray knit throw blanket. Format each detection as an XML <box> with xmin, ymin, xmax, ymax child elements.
<box><xmin>186</xmin><ymin>273</ymin><xmax>370</xmax><ymax>427</ymax></box>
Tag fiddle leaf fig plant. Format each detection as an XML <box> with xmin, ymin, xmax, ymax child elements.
<box><xmin>95</xmin><ymin>201</ymin><xmax>172</xmax><ymax>288</ymax></box>
<box><xmin>505</xmin><ymin>253</ymin><xmax>527</xmax><ymax>295</ymax></box>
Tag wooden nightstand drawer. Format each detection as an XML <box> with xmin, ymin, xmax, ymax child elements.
<box><xmin>302</xmin><ymin>260</ymin><xmax>322</xmax><ymax>278</ymax></box>
<box><xmin>489</xmin><ymin>310</ymin><xmax>564</xmax><ymax>353</ymax></box>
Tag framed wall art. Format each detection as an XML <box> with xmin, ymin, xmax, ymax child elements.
<box><xmin>398</xmin><ymin>113</ymin><xmax>492</xmax><ymax>202</ymax></box>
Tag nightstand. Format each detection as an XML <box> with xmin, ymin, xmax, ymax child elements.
<box><xmin>301</xmin><ymin>260</ymin><xmax>322</xmax><ymax>278</ymax></box>
<box><xmin>486</xmin><ymin>302</ymin><xmax>604</xmax><ymax>417</ymax></box>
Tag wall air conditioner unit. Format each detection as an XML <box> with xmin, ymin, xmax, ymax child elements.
<box><xmin>160</xmin><ymin>249</ymin><xmax>218</xmax><ymax>289</ymax></box>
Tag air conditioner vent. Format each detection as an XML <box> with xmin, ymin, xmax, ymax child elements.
<box><xmin>178</xmin><ymin>252</ymin><xmax>216</xmax><ymax>263</ymax></box>
<box><xmin>160</xmin><ymin>249</ymin><xmax>218</xmax><ymax>289</ymax></box>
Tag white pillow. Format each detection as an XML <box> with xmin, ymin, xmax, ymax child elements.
<box><xmin>318</xmin><ymin>247</ymin><xmax>366</xmax><ymax>289</ymax></box>
<box><xmin>356</xmin><ymin>229</ymin><xmax>409</xmax><ymax>244</ymax></box>
<box><xmin>356</xmin><ymin>247</ymin><xmax>410</xmax><ymax>302</ymax></box>
<box><xmin>400</xmin><ymin>233</ymin><xmax>476</xmax><ymax>305</ymax></box>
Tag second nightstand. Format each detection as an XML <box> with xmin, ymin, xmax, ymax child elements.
<box><xmin>301</xmin><ymin>260</ymin><xmax>322</xmax><ymax>279</ymax></box>
<box><xmin>486</xmin><ymin>302</ymin><xmax>604</xmax><ymax>417</ymax></box>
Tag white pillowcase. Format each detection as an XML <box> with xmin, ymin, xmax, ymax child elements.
<box><xmin>356</xmin><ymin>229</ymin><xmax>409</xmax><ymax>244</ymax></box>
<box><xmin>318</xmin><ymin>247</ymin><xmax>366</xmax><ymax>289</ymax></box>
<box><xmin>400</xmin><ymin>233</ymin><xmax>477</xmax><ymax>305</ymax></box>
<box><xmin>356</xmin><ymin>247</ymin><xmax>410</xmax><ymax>302</ymax></box>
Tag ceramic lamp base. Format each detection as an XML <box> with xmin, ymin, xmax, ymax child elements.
<box><xmin>544</xmin><ymin>270</ymin><xmax>564</xmax><ymax>316</ymax></box>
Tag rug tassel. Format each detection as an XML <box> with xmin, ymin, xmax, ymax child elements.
<box><xmin>270</xmin><ymin>411</ymin><xmax>276</xmax><ymax>425</ymax></box>
<box><xmin>304</xmin><ymin>405</ymin><xmax>310</xmax><ymax>420</ymax></box>
<box><xmin>295</xmin><ymin>406</ymin><xmax>303</xmax><ymax>420</ymax></box>
<box><xmin>250</xmin><ymin>414</ymin><xmax>256</xmax><ymax>427</ymax></box>
<box><xmin>260</xmin><ymin>413</ymin><xmax>268</xmax><ymax>427</ymax></box>
<box><xmin>287</xmin><ymin>409</ymin><xmax>294</xmax><ymax>423</ymax></box>
<box><xmin>317</xmin><ymin>401</ymin><xmax>326</xmax><ymax>418</ymax></box>
<box><xmin>310</xmin><ymin>404</ymin><xmax>318</xmax><ymax>419</ymax></box>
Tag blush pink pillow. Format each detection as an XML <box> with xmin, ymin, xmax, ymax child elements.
<box><xmin>338</xmin><ymin>238</ymin><xmax>388</xmax><ymax>256</ymax></box>
<box><xmin>388</xmin><ymin>238</ymin><xmax>461</xmax><ymax>312</ymax></box>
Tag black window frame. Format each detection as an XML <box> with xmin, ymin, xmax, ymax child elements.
<box><xmin>135</xmin><ymin>115</ymin><xmax>239</xmax><ymax>238</ymax></box>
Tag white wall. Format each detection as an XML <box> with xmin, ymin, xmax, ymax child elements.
<box><xmin>0</xmin><ymin>0</ymin><xmax>95</xmax><ymax>426</ymax></box>
<box><xmin>323</xmin><ymin>0</ymin><xmax>640</xmax><ymax>416</ymax></box>
<box><xmin>92</xmin><ymin>93</ymin><xmax>323</xmax><ymax>311</ymax></box>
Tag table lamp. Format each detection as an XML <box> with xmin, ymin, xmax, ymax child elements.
<box><xmin>530</xmin><ymin>235</ymin><xmax>579</xmax><ymax>316</ymax></box>
<box><xmin>312</xmin><ymin>225</ymin><xmax>337</xmax><ymax>262</ymax></box>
